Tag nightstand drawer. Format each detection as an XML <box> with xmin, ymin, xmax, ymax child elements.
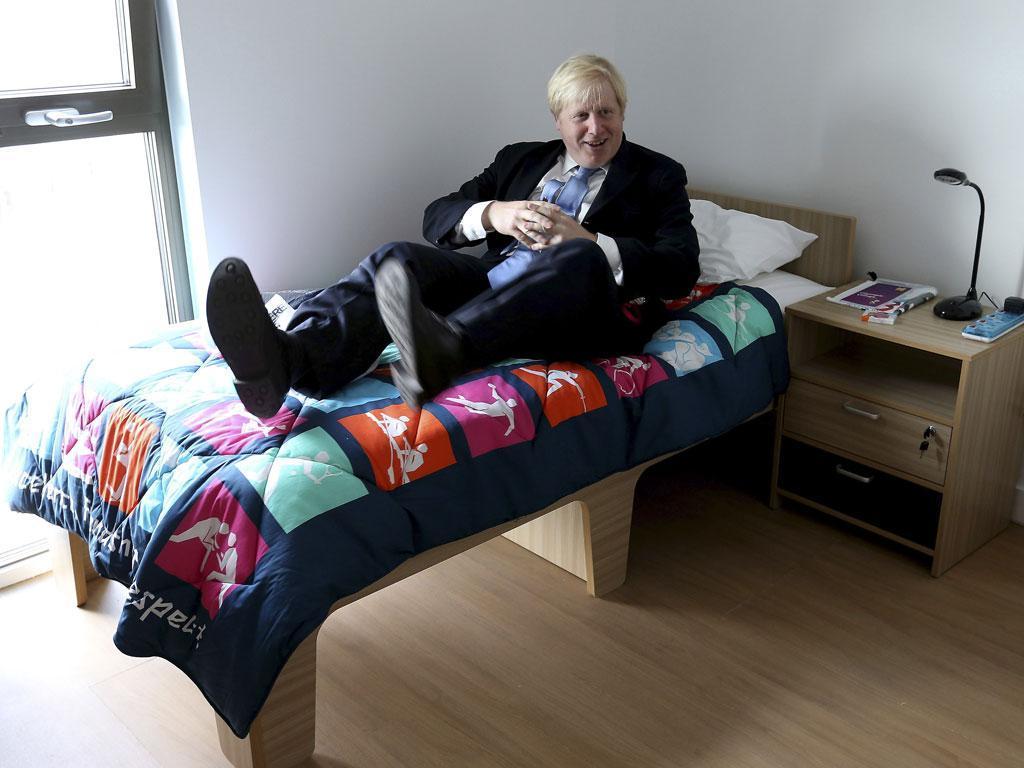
<box><xmin>778</xmin><ymin>438</ymin><xmax>941</xmax><ymax>549</ymax></box>
<box><xmin>783</xmin><ymin>379</ymin><xmax>950</xmax><ymax>485</ymax></box>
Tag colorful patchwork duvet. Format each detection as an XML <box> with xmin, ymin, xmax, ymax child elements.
<box><xmin>2</xmin><ymin>283</ymin><xmax>788</xmax><ymax>737</ymax></box>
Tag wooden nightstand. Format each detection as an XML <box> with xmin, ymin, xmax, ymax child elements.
<box><xmin>771</xmin><ymin>285</ymin><xmax>1024</xmax><ymax>575</ymax></box>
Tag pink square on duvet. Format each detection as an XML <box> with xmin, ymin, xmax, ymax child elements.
<box><xmin>595</xmin><ymin>355</ymin><xmax>668</xmax><ymax>398</ymax></box>
<box><xmin>436</xmin><ymin>375</ymin><xmax>535</xmax><ymax>457</ymax></box>
<box><xmin>155</xmin><ymin>479</ymin><xmax>268</xmax><ymax>618</ymax></box>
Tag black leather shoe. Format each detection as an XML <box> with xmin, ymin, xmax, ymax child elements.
<box><xmin>206</xmin><ymin>257</ymin><xmax>291</xmax><ymax>419</ymax></box>
<box><xmin>374</xmin><ymin>258</ymin><xmax>466</xmax><ymax>408</ymax></box>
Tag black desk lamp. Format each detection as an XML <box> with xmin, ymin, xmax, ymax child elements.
<box><xmin>933</xmin><ymin>167</ymin><xmax>984</xmax><ymax>320</ymax></box>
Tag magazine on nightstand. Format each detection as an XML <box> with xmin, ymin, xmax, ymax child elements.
<box><xmin>826</xmin><ymin>278</ymin><xmax>938</xmax><ymax>310</ymax></box>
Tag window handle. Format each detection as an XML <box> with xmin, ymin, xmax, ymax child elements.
<box><xmin>24</xmin><ymin>107</ymin><xmax>114</xmax><ymax>127</ymax></box>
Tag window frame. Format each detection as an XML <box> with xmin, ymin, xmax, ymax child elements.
<box><xmin>0</xmin><ymin>0</ymin><xmax>192</xmax><ymax>324</ymax></box>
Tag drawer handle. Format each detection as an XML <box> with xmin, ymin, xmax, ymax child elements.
<box><xmin>842</xmin><ymin>401</ymin><xmax>880</xmax><ymax>420</ymax></box>
<box><xmin>835</xmin><ymin>464</ymin><xmax>874</xmax><ymax>484</ymax></box>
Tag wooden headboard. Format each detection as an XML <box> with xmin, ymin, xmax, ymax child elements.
<box><xmin>688</xmin><ymin>189</ymin><xmax>856</xmax><ymax>287</ymax></box>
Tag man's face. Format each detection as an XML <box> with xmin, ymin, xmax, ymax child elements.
<box><xmin>554</xmin><ymin>79</ymin><xmax>624</xmax><ymax>169</ymax></box>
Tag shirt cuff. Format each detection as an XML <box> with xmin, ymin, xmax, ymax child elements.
<box><xmin>596</xmin><ymin>233</ymin><xmax>624</xmax><ymax>286</ymax></box>
<box><xmin>454</xmin><ymin>201</ymin><xmax>493</xmax><ymax>244</ymax></box>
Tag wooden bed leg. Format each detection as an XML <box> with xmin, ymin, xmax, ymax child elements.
<box><xmin>578</xmin><ymin>467</ymin><xmax>642</xmax><ymax>597</ymax></box>
<box><xmin>505</xmin><ymin>464</ymin><xmax>645</xmax><ymax>598</ymax></box>
<box><xmin>216</xmin><ymin>628</ymin><xmax>318</xmax><ymax>768</ymax></box>
<box><xmin>49</xmin><ymin>528</ymin><xmax>89</xmax><ymax>607</ymax></box>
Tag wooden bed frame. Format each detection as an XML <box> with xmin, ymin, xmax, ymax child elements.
<box><xmin>48</xmin><ymin>190</ymin><xmax>855</xmax><ymax>768</ymax></box>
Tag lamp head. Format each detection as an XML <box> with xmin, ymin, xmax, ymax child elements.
<box><xmin>934</xmin><ymin>167</ymin><xmax>969</xmax><ymax>186</ymax></box>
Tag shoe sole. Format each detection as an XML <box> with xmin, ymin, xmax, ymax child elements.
<box><xmin>206</xmin><ymin>258</ymin><xmax>288</xmax><ymax>418</ymax></box>
<box><xmin>374</xmin><ymin>259</ymin><xmax>424</xmax><ymax>407</ymax></box>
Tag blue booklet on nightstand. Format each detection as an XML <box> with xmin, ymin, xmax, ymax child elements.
<box><xmin>962</xmin><ymin>311</ymin><xmax>1024</xmax><ymax>342</ymax></box>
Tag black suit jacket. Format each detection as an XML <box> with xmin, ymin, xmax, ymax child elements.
<box><xmin>422</xmin><ymin>137</ymin><xmax>700</xmax><ymax>302</ymax></box>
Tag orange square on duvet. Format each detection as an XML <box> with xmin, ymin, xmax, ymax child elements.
<box><xmin>512</xmin><ymin>362</ymin><xmax>607</xmax><ymax>427</ymax></box>
<box><xmin>340</xmin><ymin>404</ymin><xmax>456</xmax><ymax>490</ymax></box>
<box><xmin>97</xmin><ymin>406</ymin><xmax>159</xmax><ymax>513</ymax></box>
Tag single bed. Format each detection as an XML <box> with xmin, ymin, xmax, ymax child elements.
<box><xmin>4</xmin><ymin>190</ymin><xmax>854</xmax><ymax>768</ymax></box>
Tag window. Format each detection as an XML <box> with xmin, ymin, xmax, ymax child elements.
<box><xmin>0</xmin><ymin>0</ymin><xmax>188</xmax><ymax>580</ymax></box>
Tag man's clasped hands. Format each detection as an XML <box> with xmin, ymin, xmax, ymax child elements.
<box><xmin>482</xmin><ymin>199</ymin><xmax>598</xmax><ymax>250</ymax></box>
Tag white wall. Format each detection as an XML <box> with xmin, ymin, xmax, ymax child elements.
<box><xmin>170</xmin><ymin>0</ymin><xmax>1024</xmax><ymax>304</ymax></box>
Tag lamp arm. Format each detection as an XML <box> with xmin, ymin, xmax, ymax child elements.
<box><xmin>967</xmin><ymin>182</ymin><xmax>985</xmax><ymax>298</ymax></box>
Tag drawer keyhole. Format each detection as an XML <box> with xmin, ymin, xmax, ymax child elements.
<box><xmin>920</xmin><ymin>425</ymin><xmax>936</xmax><ymax>457</ymax></box>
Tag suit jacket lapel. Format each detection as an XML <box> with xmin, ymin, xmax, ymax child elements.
<box><xmin>585</xmin><ymin>138</ymin><xmax>637</xmax><ymax>222</ymax></box>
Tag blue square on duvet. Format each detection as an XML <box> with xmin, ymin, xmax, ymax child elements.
<box><xmin>643</xmin><ymin>320</ymin><xmax>723</xmax><ymax>376</ymax></box>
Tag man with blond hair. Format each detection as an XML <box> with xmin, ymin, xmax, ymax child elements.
<box><xmin>207</xmin><ymin>54</ymin><xmax>699</xmax><ymax>416</ymax></box>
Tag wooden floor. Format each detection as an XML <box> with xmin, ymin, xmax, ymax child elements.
<box><xmin>3</xmin><ymin>423</ymin><xmax>1024</xmax><ymax>767</ymax></box>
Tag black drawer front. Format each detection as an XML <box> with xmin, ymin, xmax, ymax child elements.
<box><xmin>778</xmin><ymin>438</ymin><xmax>941</xmax><ymax>549</ymax></box>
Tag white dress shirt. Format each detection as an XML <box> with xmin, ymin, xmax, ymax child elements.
<box><xmin>453</xmin><ymin>154</ymin><xmax>624</xmax><ymax>285</ymax></box>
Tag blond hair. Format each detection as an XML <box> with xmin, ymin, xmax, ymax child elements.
<box><xmin>547</xmin><ymin>54</ymin><xmax>627</xmax><ymax>117</ymax></box>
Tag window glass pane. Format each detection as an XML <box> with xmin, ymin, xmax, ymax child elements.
<box><xmin>0</xmin><ymin>133</ymin><xmax>170</xmax><ymax>410</ymax></box>
<box><xmin>0</xmin><ymin>0</ymin><xmax>133</xmax><ymax>98</ymax></box>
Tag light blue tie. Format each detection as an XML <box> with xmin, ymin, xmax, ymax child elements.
<box><xmin>486</xmin><ymin>165</ymin><xmax>599</xmax><ymax>290</ymax></box>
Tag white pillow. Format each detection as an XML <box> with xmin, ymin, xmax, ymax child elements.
<box><xmin>690</xmin><ymin>199</ymin><xmax>818</xmax><ymax>282</ymax></box>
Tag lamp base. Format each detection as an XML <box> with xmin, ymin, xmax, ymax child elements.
<box><xmin>933</xmin><ymin>295</ymin><xmax>982</xmax><ymax>320</ymax></box>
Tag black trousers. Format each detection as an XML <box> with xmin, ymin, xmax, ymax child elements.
<box><xmin>286</xmin><ymin>239</ymin><xmax>654</xmax><ymax>399</ymax></box>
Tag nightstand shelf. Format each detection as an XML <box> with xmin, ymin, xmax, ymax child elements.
<box><xmin>772</xmin><ymin>285</ymin><xmax>1024</xmax><ymax>575</ymax></box>
<box><xmin>792</xmin><ymin>340</ymin><xmax>960</xmax><ymax>424</ymax></box>
<box><xmin>775</xmin><ymin>490</ymin><xmax>937</xmax><ymax>556</ymax></box>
